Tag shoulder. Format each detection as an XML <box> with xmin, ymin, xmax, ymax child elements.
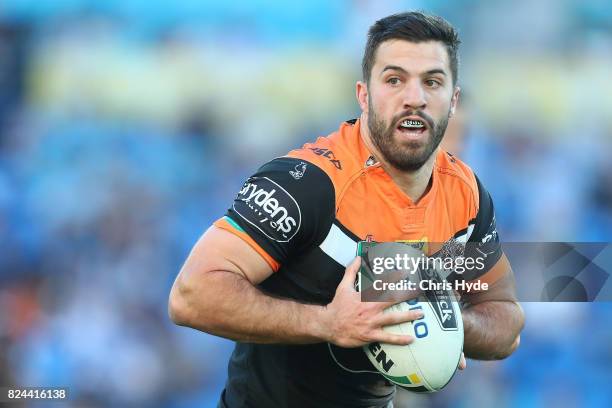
<box><xmin>224</xmin><ymin>156</ymin><xmax>336</xmax><ymax>261</ymax></box>
<box><xmin>245</xmin><ymin>157</ymin><xmax>336</xmax><ymax>213</ymax></box>
<box><xmin>285</xmin><ymin>120</ymin><xmax>365</xmax><ymax>205</ymax></box>
<box><xmin>435</xmin><ymin>150</ymin><xmax>481</xmax><ymax>212</ymax></box>
<box><xmin>435</xmin><ymin>151</ymin><xmax>499</xmax><ymax>246</ymax></box>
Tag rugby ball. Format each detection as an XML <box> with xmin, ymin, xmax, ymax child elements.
<box><xmin>363</xmin><ymin>291</ymin><xmax>463</xmax><ymax>393</ymax></box>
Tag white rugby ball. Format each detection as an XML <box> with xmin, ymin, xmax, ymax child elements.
<box><xmin>363</xmin><ymin>291</ymin><xmax>464</xmax><ymax>393</ymax></box>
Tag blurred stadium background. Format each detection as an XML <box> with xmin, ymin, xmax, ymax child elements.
<box><xmin>1</xmin><ymin>0</ymin><xmax>611</xmax><ymax>407</ymax></box>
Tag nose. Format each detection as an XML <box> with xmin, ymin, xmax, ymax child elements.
<box><xmin>402</xmin><ymin>79</ymin><xmax>427</xmax><ymax>110</ymax></box>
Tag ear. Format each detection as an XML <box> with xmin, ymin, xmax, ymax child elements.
<box><xmin>449</xmin><ymin>86</ymin><xmax>460</xmax><ymax>117</ymax></box>
<box><xmin>356</xmin><ymin>81</ymin><xmax>369</xmax><ymax>114</ymax></box>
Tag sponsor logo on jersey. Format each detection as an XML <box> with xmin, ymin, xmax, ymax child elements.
<box><xmin>308</xmin><ymin>147</ymin><xmax>342</xmax><ymax>170</ymax></box>
<box><xmin>396</xmin><ymin>237</ymin><xmax>429</xmax><ymax>253</ymax></box>
<box><xmin>233</xmin><ymin>177</ymin><xmax>301</xmax><ymax>242</ymax></box>
<box><xmin>289</xmin><ymin>162</ymin><xmax>307</xmax><ymax>180</ymax></box>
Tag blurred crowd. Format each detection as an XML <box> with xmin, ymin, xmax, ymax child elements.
<box><xmin>0</xmin><ymin>1</ymin><xmax>611</xmax><ymax>407</ymax></box>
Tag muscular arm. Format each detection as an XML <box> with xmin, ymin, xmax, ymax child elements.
<box><xmin>169</xmin><ymin>226</ymin><xmax>419</xmax><ymax>346</ymax></box>
<box><xmin>460</xmin><ymin>254</ymin><xmax>525</xmax><ymax>360</ymax></box>
<box><xmin>169</xmin><ymin>227</ymin><xmax>328</xmax><ymax>343</ymax></box>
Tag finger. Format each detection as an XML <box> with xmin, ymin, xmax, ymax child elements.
<box><xmin>375</xmin><ymin>310</ymin><xmax>424</xmax><ymax>327</ymax></box>
<box><xmin>370</xmin><ymin>330</ymin><xmax>414</xmax><ymax>346</ymax></box>
<box><xmin>340</xmin><ymin>256</ymin><xmax>361</xmax><ymax>288</ymax></box>
<box><xmin>458</xmin><ymin>353</ymin><xmax>466</xmax><ymax>370</ymax></box>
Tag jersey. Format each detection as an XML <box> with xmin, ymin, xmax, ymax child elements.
<box><xmin>213</xmin><ymin>119</ymin><xmax>503</xmax><ymax>408</ymax></box>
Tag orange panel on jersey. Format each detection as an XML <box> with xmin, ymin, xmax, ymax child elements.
<box><xmin>285</xmin><ymin>120</ymin><xmax>480</xmax><ymax>244</ymax></box>
<box><xmin>214</xmin><ymin>217</ymin><xmax>281</xmax><ymax>272</ymax></box>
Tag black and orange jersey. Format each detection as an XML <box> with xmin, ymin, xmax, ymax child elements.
<box><xmin>213</xmin><ymin>119</ymin><xmax>502</xmax><ymax>408</ymax></box>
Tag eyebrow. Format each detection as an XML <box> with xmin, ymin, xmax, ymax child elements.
<box><xmin>423</xmin><ymin>68</ymin><xmax>447</xmax><ymax>77</ymax></box>
<box><xmin>381</xmin><ymin>65</ymin><xmax>448</xmax><ymax>77</ymax></box>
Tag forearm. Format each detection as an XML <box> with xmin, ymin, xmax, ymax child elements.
<box><xmin>462</xmin><ymin>300</ymin><xmax>524</xmax><ymax>360</ymax></box>
<box><xmin>169</xmin><ymin>269</ymin><xmax>329</xmax><ymax>344</ymax></box>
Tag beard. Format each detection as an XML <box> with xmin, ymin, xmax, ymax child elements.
<box><xmin>367</xmin><ymin>97</ymin><xmax>450</xmax><ymax>172</ymax></box>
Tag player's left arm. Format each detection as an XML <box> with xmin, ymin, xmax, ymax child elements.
<box><xmin>458</xmin><ymin>176</ymin><xmax>525</xmax><ymax>360</ymax></box>
<box><xmin>460</xmin><ymin>253</ymin><xmax>524</xmax><ymax>360</ymax></box>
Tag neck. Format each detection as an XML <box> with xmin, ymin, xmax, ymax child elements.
<box><xmin>359</xmin><ymin>114</ymin><xmax>436</xmax><ymax>203</ymax></box>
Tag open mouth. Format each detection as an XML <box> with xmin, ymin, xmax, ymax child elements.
<box><xmin>397</xmin><ymin>118</ymin><xmax>428</xmax><ymax>135</ymax></box>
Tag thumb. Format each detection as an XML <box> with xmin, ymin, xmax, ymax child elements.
<box><xmin>340</xmin><ymin>256</ymin><xmax>361</xmax><ymax>289</ymax></box>
<box><xmin>458</xmin><ymin>352</ymin><xmax>467</xmax><ymax>370</ymax></box>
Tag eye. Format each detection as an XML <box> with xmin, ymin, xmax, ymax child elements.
<box><xmin>387</xmin><ymin>77</ymin><xmax>401</xmax><ymax>86</ymax></box>
<box><xmin>425</xmin><ymin>79</ymin><xmax>441</xmax><ymax>88</ymax></box>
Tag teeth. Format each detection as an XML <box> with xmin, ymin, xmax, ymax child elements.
<box><xmin>400</xmin><ymin>119</ymin><xmax>424</xmax><ymax>129</ymax></box>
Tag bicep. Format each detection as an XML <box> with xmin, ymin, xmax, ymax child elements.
<box><xmin>179</xmin><ymin>226</ymin><xmax>274</xmax><ymax>286</ymax></box>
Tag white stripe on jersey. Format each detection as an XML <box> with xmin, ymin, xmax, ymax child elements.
<box><xmin>319</xmin><ymin>223</ymin><xmax>358</xmax><ymax>267</ymax></box>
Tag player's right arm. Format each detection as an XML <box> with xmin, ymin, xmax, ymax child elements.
<box><xmin>168</xmin><ymin>157</ymin><xmax>422</xmax><ymax>347</ymax></box>
<box><xmin>168</xmin><ymin>227</ymin><xmax>420</xmax><ymax>346</ymax></box>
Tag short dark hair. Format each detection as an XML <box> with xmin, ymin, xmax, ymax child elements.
<box><xmin>362</xmin><ymin>11</ymin><xmax>461</xmax><ymax>84</ymax></box>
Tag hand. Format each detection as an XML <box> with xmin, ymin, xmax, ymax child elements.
<box><xmin>322</xmin><ymin>257</ymin><xmax>424</xmax><ymax>348</ymax></box>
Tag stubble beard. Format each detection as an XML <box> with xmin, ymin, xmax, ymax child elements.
<box><xmin>367</xmin><ymin>96</ymin><xmax>450</xmax><ymax>172</ymax></box>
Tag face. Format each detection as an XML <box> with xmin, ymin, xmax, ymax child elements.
<box><xmin>357</xmin><ymin>40</ymin><xmax>460</xmax><ymax>171</ymax></box>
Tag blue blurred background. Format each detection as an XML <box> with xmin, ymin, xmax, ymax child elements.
<box><xmin>0</xmin><ymin>0</ymin><xmax>611</xmax><ymax>407</ymax></box>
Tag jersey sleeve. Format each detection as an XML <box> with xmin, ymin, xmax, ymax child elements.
<box><xmin>461</xmin><ymin>175</ymin><xmax>504</xmax><ymax>282</ymax></box>
<box><xmin>214</xmin><ymin>157</ymin><xmax>335</xmax><ymax>271</ymax></box>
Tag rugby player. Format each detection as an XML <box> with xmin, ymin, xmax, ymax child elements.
<box><xmin>169</xmin><ymin>11</ymin><xmax>524</xmax><ymax>408</ymax></box>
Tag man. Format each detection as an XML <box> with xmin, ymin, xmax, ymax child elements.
<box><xmin>169</xmin><ymin>11</ymin><xmax>524</xmax><ymax>408</ymax></box>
